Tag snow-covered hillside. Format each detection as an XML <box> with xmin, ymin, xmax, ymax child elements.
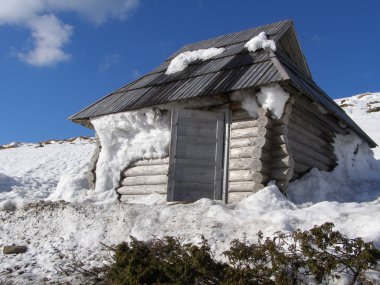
<box><xmin>335</xmin><ymin>92</ymin><xmax>380</xmax><ymax>158</ymax></box>
<box><xmin>1</xmin><ymin>94</ymin><xmax>380</xmax><ymax>284</ymax></box>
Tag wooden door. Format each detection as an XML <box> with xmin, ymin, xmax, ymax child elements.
<box><xmin>167</xmin><ymin>109</ymin><xmax>227</xmax><ymax>202</ymax></box>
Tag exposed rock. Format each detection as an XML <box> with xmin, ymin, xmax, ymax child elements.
<box><xmin>3</xmin><ymin>246</ymin><xmax>27</xmax><ymax>254</ymax></box>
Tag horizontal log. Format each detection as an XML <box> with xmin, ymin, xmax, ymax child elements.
<box><xmin>228</xmin><ymin>192</ymin><xmax>251</xmax><ymax>203</ymax></box>
<box><xmin>288</xmin><ymin>138</ymin><xmax>334</xmax><ymax>167</ymax></box>
<box><xmin>271</xmin><ymin>156</ymin><xmax>294</xmax><ymax>169</ymax></box>
<box><xmin>269</xmin><ymin>144</ymin><xmax>289</xmax><ymax>158</ymax></box>
<box><xmin>292</xmin><ymin>151</ymin><xmax>332</xmax><ymax>172</ymax></box>
<box><xmin>230</xmin><ymin>146</ymin><xmax>253</xmax><ymax>158</ymax></box>
<box><xmin>271</xmin><ymin>134</ymin><xmax>286</xmax><ymax>145</ymax></box>
<box><xmin>293</xmin><ymin>98</ymin><xmax>346</xmax><ymax>134</ymax></box>
<box><xmin>133</xmin><ymin>157</ymin><xmax>169</xmax><ymax>167</ymax></box>
<box><xmin>230</xmin><ymin>137</ymin><xmax>256</xmax><ymax>148</ymax></box>
<box><xmin>293</xmin><ymin>161</ymin><xmax>311</xmax><ymax>175</ymax></box>
<box><xmin>251</xmin><ymin>148</ymin><xmax>271</xmax><ymax>161</ymax></box>
<box><xmin>119</xmin><ymin>194</ymin><xmax>166</xmax><ymax>203</ymax></box>
<box><xmin>123</xmin><ymin>164</ymin><xmax>169</xmax><ymax>177</ymax></box>
<box><xmin>122</xmin><ymin>175</ymin><xmax>168</xmax><ymax>186</ymax></box>
<box><xmin>271</xmin><ymin>124</ymin><xmax>287</xmax><ymax>136</ymax></box>
<box><xmin>117</xmin><ymin>184</ymin><xmax>167</xmax><ymax>195</ymax></box>
<box><xmin>252</xmin><ymin>136</ymin><xmax>271</xmax><ymax>148</ymax></box>
<box><xmin>290</xmin><ymin>110</ymin><xmax>328</xmax><ymax>140</ymax></box>
<box><xmin>228</xmin><ymin>186</ymin><xmax>264</xmax><ymax>203</ymax></box>
<box><xmin>232</xmin><ymin>110</ymin><xmax>250</xmax><ymax>120</ymax></box>
<box><xmin>231</xmin><ymin>115</ymin><xmax>272</xmax><ymax>129</ymax></box>
<box><xmin>287</xmin><ymin>124</ymin><xmax>331</xmax><ymax>149</ymax></box>
<box><xmin>287</xmin><ymin>123</ymin><xmax>335</xmax><ymax>153</ymax></box>
<box><xmin>229</xmin><ymin>181</ymin><xmax>264</xmax><ymax>192</ymax></box>
<box><xmin>229</xmin><ymin>158</ymin><xmax>252</xmax><ymax>171</ymax></box>
<box><xmin>231</xmin><ymin>121</ymin><xmax>258</xmax><ymax>130</ymax></box>
<box><xmin>229</xmin><ymin>170</ymin><xmax>252</xmax><ymax>182</ymax></box>
<box><xmin>251</xmin><ymin>159</ymin><xmax>271</xmax><ymax>174</ymax></box>
<box><xmin>288</xmin><ymin>137</ymin><xmax>335</xmax><ymax>165</ymax></box>
<box><xmin>231</xmin><ymin>127</ymin><xmax>267</xmax><ymax>139</ymax></box>
<box><xmin>271</xmin><ymin>167</ymin><xmax>293</xmax><ymax>180</ymax></box>
<box><xmin>252</xmin><ymin>172</ymin><xmax>270</xmax><ymax>183</ymax></box>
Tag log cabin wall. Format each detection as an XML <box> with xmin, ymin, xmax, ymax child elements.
<box><xmin>117</xmin><ymin>157</ymin><xmax>169</xmax><ymax>202</ymax></box>
<box><xmin>228</xmin><ymin>107</ymin><xmax>273</xmax><ymax>203</ymax></box>
<box><xmin>286</xmin><ymin>93</ymin><xmax>342</xmax><ymax>182</ymax></box>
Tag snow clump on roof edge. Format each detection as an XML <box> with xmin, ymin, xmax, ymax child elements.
<box><xmin>257</xmin><ymin>84</ymin><xmax>289</xmax><ymax>119</ymax></box>
<box><xmin>166</xmin><ymin>47</ymin><xmax>226</xmax><ymax>75</ymax></box>
<box><xmin>244</xmin><ymin>31</ymin><xmax>276</xmax><ymax>53</ymax></box>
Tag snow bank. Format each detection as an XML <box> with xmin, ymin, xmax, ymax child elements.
<box><xmin>335</xmin><ymin>92</ymin><xmax>380</xmax><ymax>159</ymax></box>
<box><xmin>166</xmin><ymin>47</ymin><xmax>225</xmax><ymax>74</ymax></box>
<box><xmin>288</xmin><ymin>132</ymin><xmax>380</xmax><ymax>204</ymax></box>
<box><xmin>244</xmin><ymin>31</ymin><xmax>276</xmax><ymax>53</ymax></box>
<box><xmin>0</xmin><ymin>138</ymin><xmax>95</xmax><ymax>209</ymax></box>
<box><xmin>91</xmin><ymin>108</ymin><xmax>171</xmax><ymax>196</ymax></box>
<box><xmin>2</xmin><ymin>183</ymin><xmax>380</xmax><ymax>283</ymax></box>
<box><xmin>257</xmin><ymin>83</ymin><xmax>290</xmax><ymax>119</ymax></box>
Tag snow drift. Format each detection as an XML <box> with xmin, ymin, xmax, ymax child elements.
<box><xmin>166</xmin><ymin>47</ymin><xmax>225</xmax><ymax>74</ymax></box>
<box><xmin>244</xmin><ymin>31</ymin><xmax>276</xmax><ymax>53</ymax></box>
<box><xmin>90</xmin><ymin>108</ymin><xmax>171</xmax><ymax>196</ymax></box>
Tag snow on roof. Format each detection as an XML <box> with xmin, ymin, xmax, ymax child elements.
<box><xmin>244</xmin><ymin>31</ymin><xmax>276</xmax><ymax>53</ymax></box>
<box><xmin>166</xmin><ymin>47</ymin><xmax>226</xmax><ymax>74</ymax></box>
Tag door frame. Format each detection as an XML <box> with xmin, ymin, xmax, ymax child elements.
<box><xmin>167</xmin><ymin>108</ymin><xmax>231</xmax><ymax>203</ymax></box>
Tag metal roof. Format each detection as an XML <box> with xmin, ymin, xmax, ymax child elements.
<box><xmin>69</xmin><ymin>19</ymin><xmax>377</xmax><ymax>147</ymax></box>
<box><xmin>69</xmin><ymin>20</ymin><xmax>292</xmax><ymax>121</ymax></box>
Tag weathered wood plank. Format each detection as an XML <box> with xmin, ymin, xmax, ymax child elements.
<box><xmin>123</xmin><ymin>164</ymin><xmax>169</xmax><ymax>177</ymax></box>
<box><xmin>122</xmin><ymin>175</ymin><xmax>168</xmax><ymax>186</ymax></box>
<box><xmin>117</xmin><ymin>185</ymin><xmax>167</xmax><ymax>195</ymax></box>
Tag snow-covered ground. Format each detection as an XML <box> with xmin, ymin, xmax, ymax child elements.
<box><xmin>0</xmin><ymin>93</ymin><xmax>380</xmax><ymax>284</ymax></box>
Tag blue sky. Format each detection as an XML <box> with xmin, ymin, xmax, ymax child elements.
<box><xmin>0</xmin><ymin>0</ymin><xmax>379</xmax><ymax>145</ymax></box>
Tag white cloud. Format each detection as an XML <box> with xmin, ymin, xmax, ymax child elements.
<box><xmin>18</xmin><ymin>15</ymin><xmax>72</xmax><ymax>67</ymax></box>
<box><xmin>0</xmin><ymin>0</ymin><xmax>139</xmax><ymax>67</ymax></box>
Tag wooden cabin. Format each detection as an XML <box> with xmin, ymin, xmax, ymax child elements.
<box><xmin>70</xmin><ymin>20</ymin><xmax>376</xmax><ymax>203</ymax></box>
